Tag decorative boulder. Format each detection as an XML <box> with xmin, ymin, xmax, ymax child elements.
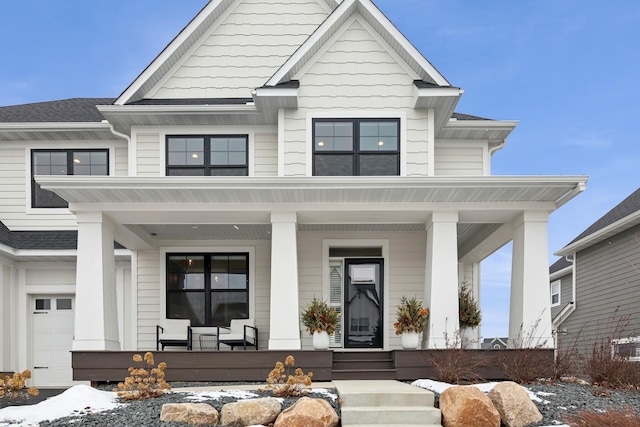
<box><xmin>488</xmin><ymin>381</ymin><xmax>543</xmax><ymax>427</ymax></box>
<box><xmin>220</xmin><ymin>397</ymin><xmax>282</xmax><ymax>427</ymax></box>
<box><xmin>160</xmin><ymin>403</ymin><xmax>219</xmax><ymax>426</ymax></box>
<box><xmin>274</xmin><ymin>397</ymin><xmax>339</xmax><ymax>427</ymax></box>
<box><xmin>440</xmin><ymin>386</ymin><xmax>500</xmax><ymax>427</ymax></box>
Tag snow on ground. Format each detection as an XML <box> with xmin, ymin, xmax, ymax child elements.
<box><xmin>0</xmin><ymin>382</ymin><xmax>565</xmax><ymax>426</ymax></box>
<box><xmin>411</xmin><ymin>379</ymin><xmax>568</xmax><ymax>427</ymax></box>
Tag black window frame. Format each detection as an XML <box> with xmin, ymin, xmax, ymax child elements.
<box><xmin>166</xmin><ymin>252</ymin><xmax>250</xmax><ymax>327</ymax></box>
<box><xmin>31</xmin><ymin>149</ymin><xmax>109</xmax><ymax>208</ymax></box>
<box><xmin>165</xmin><ymin>135</ymin><xmax>249</xmax><ymax>176</ymax></box>
<box><xmin>312</xmin><ymin>118</ymin><xmax>400</xmax><ymax>176</ymax></box>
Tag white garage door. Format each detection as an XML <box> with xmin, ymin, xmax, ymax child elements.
<box><xmin>32</xmin><ymin>296</ymin><xmax>75</xmax><ymax>387</ymax></box>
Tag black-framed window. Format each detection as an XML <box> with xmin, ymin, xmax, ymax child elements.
<box><xmin>166</xmin><ymin>253</ymin><xmax>249</xmax><ymax>326</ymax></box>
<box><xmin>31</xmin><ymin>149</ymin><xmax>108</xmax><ymax>208</ymax></box>
<box><xmin>166</xmin><ymin>135</ymin><xmax>248</xmax><ymax>176</ymax></box>
<box><xmin>313</xmin><ymin>118</ymin><xmax>400</xmax><ymax>176</ymax></box>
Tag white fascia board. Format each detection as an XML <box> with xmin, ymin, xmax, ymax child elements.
<box><xmin>252</xmin><ymin>88</ymin><xmax>299</xmax><ymax>110</ymax></box>
<box><xmin>98</xmin><ymin>104</ymin><xmax>258</xmax><ymax>115</ymax></box>
<box><xmin>549</xmin><ymin>266</ymin><xmax>572</xmax><ymax>281</ymax></box>
<box><xmin>444</xmin><ymin>120</ymin><xmax>519</xmax><ymax>131</ymax></box>
<box><xmin>414</xmin><ymin>87</ymin><xmax>463</xmax><ymax>110</ymax></box>
<box><xmin>0</xmin><ymin>122</ymin><xmax>113</xmax><ymax>132</ymax></box>
<box><xmin>115</xmin><ymin>0</ymin><xmax>229</xmax><ymax>105</ymax></box>
<box><xmin>555</xmin><ymin>210</ymin><xmax>640</xmax><ymax>256</ymax></box>
<box><xmin>253</xmin><ymin>88</ymin><xmax>298</xmax><ymax>98</ymax></box>
<box><xmin>0</xmin><ymin>246</ymin><xmax>131</xmax><ymax>259</ymax></box>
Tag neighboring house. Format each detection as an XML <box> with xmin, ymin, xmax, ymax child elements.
<box><xmin>481</xmin><ymin>337</ymin><xmax>508</xmax><ymax>350</ymax></box>
<box><xmin>0</xmin><ymin>0</ymin><xmax>586</xmax><ymax>387</ymax></box>
<box><xmin>550</xmin><ymin>188</ymin><xmax>640</xmax><ymax>359</ymax></box>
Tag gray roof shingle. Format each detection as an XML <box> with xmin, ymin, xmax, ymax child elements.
<box><xmin>549</xmin><ymin>256</ymin><xmax>572</xmax><ymax>274</ymax></box>
<box><xmin>567</xmin><ymin>188</ymin><xmax>640</xmax><ymax>245</ymax></box>
<box><xmin>0</xmin><ymin>221</ymin><xmax>124</xmax><ymax>250</ymax></box>
<box><xmin>0</xmin><ymin>98</ymin><xmax>114</xmax><ymax>123</ymax></box>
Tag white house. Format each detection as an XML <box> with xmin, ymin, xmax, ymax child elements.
<box><xmin>0</xmin><ymin>0</ymin><xmax>586</xmax><ymax>387</ymax></box>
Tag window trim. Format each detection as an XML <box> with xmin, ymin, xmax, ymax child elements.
<box><xmin>30</xmin><ymin>148</ymin><xmax>109</xmax><ymax>209</ymax></box>
<box><xmin>612</xmin><ymin>336</ymin><xmax>640</xmax><ymax>362</ymax></box>
<box><xmin>311</xmin><ymin>118</ymin><xmax>400</xmax><ymax>176</ymax></box>
<box><xmin>160</xmin><ymin>246</ymin><xmax>255</xmax><ymax>328</ymax></box>
<box><xmin>165</xmin><ymin>134</ymin><xmax>249</xmax><ymax>176</ymax></box>
<box><xmin>550</xmin><ymin>280</ymin><xmax>561</xmax><ymax>307</ymax></box>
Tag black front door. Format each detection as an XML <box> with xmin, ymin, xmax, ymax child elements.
<box><xmin>344</xmin><ymin>258</ymin><xmax>383</xmax><ymax>348</ymax></box>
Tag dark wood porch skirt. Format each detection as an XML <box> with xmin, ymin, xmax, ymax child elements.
<box><xmin>72</xmin><ymin>349</ymin><xmax>554</xmax><ymax>383</ymax></box>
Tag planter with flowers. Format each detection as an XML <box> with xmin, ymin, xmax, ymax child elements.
<box><xmin>394</xmin><ymin>296</ymin><xmax>429</xmax><ymax>350</ymax></box>
<box><xmin>459</xmin><ymin>283</ymin><xmax>482</xmax><ymax>348</ymax></box>
<box><xmin>301</xmin><ymin>297</ymin><xmax>339</xmax><ymax>350</ymax></box>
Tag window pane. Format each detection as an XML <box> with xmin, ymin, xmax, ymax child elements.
<box><xmin>314</xmin><ymin>154</ymin><xmax>353</xmax><ymax>176</ymax></box>
<box><xmin>210</xmin><ymin>292</ymin><xmax>248</xmax><ymax>325</ymax></box>
<box><xmin>168</xmin><ymin>137</ymin><xmax>204</xmax><ymax>166</ymax></box>
<box><xmin>228</xmin><ymin>138</ymin><xmax>246</xmax><ymax>152</ymax></box>
<box><xmin>211</xmin><ymin>151</ymin><xmax>229</xmax><ymax>165</ymax></box>
<box><xmin>210</xmin><ymin>138</ymin><xmax>229</xmax><ymax>152</ymax></box>
<box><xmin>167</xmin><ymin>168</ymin><xmax>206</xmax><ymax>176</ymax></box>
<box><xmin>359</xmin><ymin>122</ymin><xmax>398</xmax><ymax>151</ymax></box>
<box><xmin>35</xmin><ymin>299</ymin><xmax>51</xmax><ymax>310</ymax></box>
<box><xmin>209</xmin><ymin>168</ymin><xmax>247</xmax><ymax>176</ymax></box>
<box><xmin>314</xmin><ymin>122</ymin><xmax>353</xmax><ymax>151</ymax></box>
<box><xmin>228</xmin><ymin>152</ymin><xmax>246</xmax><ymax>165</ymax></box>
<box><xmin>359</xmin><ymin>154</ymin><xmax>398</xmax><ymax>176</ymax></box>
<box><xmin>56</xmin><ymin>298</ymin><xmax>72</xmax><ymax>310</ymax></box>
<box><xmin>167</xmin><ymin>292</ymin><xmax>205</xmax><ymax>326</ymax></box>
<box><xmin>34</xmin><ymin>184</ymin><xmax>68</xmax><ymax>208</ymax></box>
<box><xmin>167</xmin><ymin>256</ymin><xmax>205</xmax><ymax>290</ymax></box>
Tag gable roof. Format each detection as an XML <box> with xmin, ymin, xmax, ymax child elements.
<box><xmin>265</xmin><ymin>0</ymin><xmax>449</xmax><ymax>87</ymax></box>
<box><xmin>549</xmin><ymin>256</ymin><xmax>572</xmax><ymax>275</ymax></box>
<box><xmin>115</xmin><ymin>0</ymin><xmax>337</xmax><ymax>105</ymax></box>
<box><xmin>0</xmin><ymin>98</ymin><xmax>113</xmax><ymax>123</ymax></box>
<box><xmin>556</xmin><ymin>188</ymin><xmax>640</xmax><ymax>256</ymax></box>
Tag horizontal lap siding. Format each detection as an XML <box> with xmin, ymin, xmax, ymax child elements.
<box><xmin>434</xmin><ymin>143</ymin><xmax>484</xmax><ymax>176</ymax></box>
<box><xmin>559</xmin><ymin>224</ymin><xmax>640</xmax><ymax>356</ymax></box>
<box><xmin>254</xmin><ymin>131</ymin><xmax>277</xmax><ymax>177</ymax></box>
<box><xmin>550</xmin><ymin>273</ymin><xmax>573</xmax><ymax>320</ymax></box>
<box><xmin>0</xmin><ymin>142</ymin><xmax>127</xmax><ymax>230</ymax></box>
<box><xmin>154</xmin><ymin>0</ymin><xmax>328</xmax><ymax>99</ymax></box>
<box><xmin>286</xmin><ymin>18</ymin><xmax>429</xmax><ymax>177</ymax></box>
<box><xmin>297</xmin><ymin>231</ymin><xmax>426</xmax><ymax>350</ymax></box>
<box><xmin>136</xmin><ymin>133</ymin><xmax>161</xmax><ymax>177</ymax></box>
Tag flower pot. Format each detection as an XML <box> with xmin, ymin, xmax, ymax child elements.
<box><xmin>401</xmin><ymin>331</ymin><xmax>420</xmax><ymax>350</ymax></box>
<box><xmin>460</xmin><ymin>326</ymin><xmax>478</xmax><ymax>349</ymax></box>
<box><xmin>312</xmin><ymin>330</ymin><xmax>330</xmax><ymax>350</ymax></box>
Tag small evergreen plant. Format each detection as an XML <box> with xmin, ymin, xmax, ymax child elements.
<box><xmin>458</xmin><ymin>283</ymin><xmax>481</xmax><ymax>327</ymax></box>
<box><xmin>301</xmin><ymin>297</ymin><xmax>339</xmax><ymax>335</ymax></box>
<box><xmin>394</xmin><ymin>296</ymin><xmax>429</xmax><ymax>334</ymax></box>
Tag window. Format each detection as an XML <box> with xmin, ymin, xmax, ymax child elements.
<box><xmin>166</xmin><ymin>253</ymin><xmax>249</xmax><ymax>326</ymax></box>
<box><xmin>550</xmin><ymin>280</ymin><xmax>561</xmax><ymax>306</ymax></box>
<box><xmin>613</xmin><ymin>337</ymin><xmax>640</xmax><ymax>361</ymax></box>
<box><xmin>32</xmin><ymin>150</ymin><xmax>108</xmax><ymax>208</ymax></box>
<box><xmin>166</xmin><ymin>135</ymin><xmax>248</xmax><ymax>176</ymax></box>
<box><xmin>313</xmin><ymin>119</ymin><xmax>399</xmax><ymax>176</ymax></box>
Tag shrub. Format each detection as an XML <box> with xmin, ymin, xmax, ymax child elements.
<box><xmin>0</xmin><ymin>370</ymin><xmax>39</xmax><ymax>399</ymax></box>
<box><xmin>301</xmin><ymin>297</ymin><xmax>339</xmax><ymax>335</ymax></box>
<box><xmin>427</xmin><ymin>330</ymin><xmax>487</xmax><ymax>384</ymax></box>
<box><xmin>394</xmin><ymin>296</ymin><xmax>429</xmax><ymax>334</ymax></box>
<box><xmin>114</xmin><ymin>352</ymin><xmax>171</xmax><ymax>400</ymax></box>
<box><xmin>564</xmin><ymin>406</ymin><xmax>640</xmax><ymax>427</ymax></box>
<box><xmin>458</xmin><ymin>283</ymin><xmax>481</xmax><ymax>328</ymax></box>
<box><xmin>265</xmin><ymin>355</ymin><xmax>313</xmax><ymax>397</ymax></box>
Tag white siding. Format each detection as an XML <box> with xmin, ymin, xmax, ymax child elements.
<box><xmin>254</xmin><ymin>131</ymin><xmax>278</xmax><ymax>177</ymax></box>
<box><xmin>284</xmin><ymin>18</ymin><xmax>430</xmax><ymax>177</ymax></box>
<box><xmin>136</xmin><ymin>251</ymin><xmax>161</xmax><ymax>350</ymax></box>
<box><xmin>0</xmin><ymin>141</ymin><xmax>128</xmax><ymax>230</ymax></box>
<box><xmin>297</xmin><ymin>230</ymin><xmax>426</xmax><ymax>350</ymax></box>
<box><xmin>136</xmin><ymin>133</ymin><xmax>162</xmax><ymax>177</ymax></box>
<box><xmin>152</xmin><ymin>0</ymin><xmax>329</xmax><ymax>99</ymax></box>
<box><xmin>434</xmin><ymin>142</ymin><xmax>485</xmax><ymax>176</ymax></box>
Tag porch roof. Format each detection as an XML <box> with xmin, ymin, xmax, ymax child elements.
<box><xmin>38</xmin><ymin>175</ymin><xmax>586</xmax><ymax>208</ymax></box>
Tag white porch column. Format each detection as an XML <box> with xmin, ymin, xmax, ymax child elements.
<box><xmin>425</xmin><ymin>211</ymin><xmax>460</xmax><ymax>348</ymax></box>
<box><xmin>72</xmin><ymin>212</ymin><xmax>120</xmax><ymax>351</ymax></box>
<box><xmin>509</xmin><ymin>211</ymin><xmax>553</xmax><ymax>348</ymax></box>
<box><xmin>268</xmin><ymin>212</ymin><xmax>301</xmax><ymax>349</ymax></box>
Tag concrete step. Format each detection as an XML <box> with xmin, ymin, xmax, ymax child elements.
<box><xmin>334</xmin><ymin>380</ymin><xmax>441</xmax><ymax>426</ymax></box>
<box><xmin>341</xmin><ymin>406</ymin><xmax>442</xmax><ymax>426</ymax></box>
<box><xmin>332</xmin><ymin>369</ymin><xmax>397</xmax><ymax>380</ymax></box>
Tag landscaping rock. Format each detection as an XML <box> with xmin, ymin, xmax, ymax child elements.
<box><xmin>488</xmin><ymin>381</ymin><xmax>543</xmax><ymax>427</ymax></box>
<box><xmin>159</xmin><ymin>403</ymin><xmax>219</xmax><ymax>426</ymax></box>
<box><xmin>274</xmin><ymin>396</ymin><xmax>339</xmax><ymax>427</ymax></box>
<box><xmin>440</xmin><ymin>385</ymin><xmax>500</xmax><ymax>427</ymax></box>
<box><xmin>220</xmin><ymin>397</ymin><xmax>281</xmax><ymax>427</ymax></box>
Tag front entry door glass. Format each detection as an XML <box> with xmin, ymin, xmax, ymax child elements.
<box><xmin>344</xmin><ymin>259</ymin><xmax>383</xmax><ymax>348</ymax></box>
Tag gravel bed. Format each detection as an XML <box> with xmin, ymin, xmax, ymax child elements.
<box><xmin>35</xmin><ymin>384</ymin><xmax>340</xmax><ymax>427</ymax></box>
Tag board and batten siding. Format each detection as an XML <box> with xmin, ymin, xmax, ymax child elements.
<box><xmin>434</xmin><ymin>141</ymin><xmax>485</xmax><ymax>176</ymax></box>
<box><xmin>284</xmin><ymin>17</ymin><xmax>430</xmax><ymax>177</ymax></box>
<box><xmin>0</xmin><ymin>141</ymin><xmax>127</xmax><ymax>230</ymax></box>
<box><xmin>558</xmin><ymin>223</ymin><xmax>640</xmax><ymax>356</ymax></box>
<box><xmin>297</xmin><ymin>230</ymin><xmax>426</xmax><ymax>350</ymax></box>
<box><xmin>151</xmin><ymin>0</ymin><xmax>329</xmax><ymax>99</ymax></box>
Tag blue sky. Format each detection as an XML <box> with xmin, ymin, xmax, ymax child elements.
<box><xmin>1</xmin><ymin>1</ymin><xmax>639</xmax><ymax>338</ymax></box>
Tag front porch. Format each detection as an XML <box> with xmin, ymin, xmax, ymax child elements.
<box><xmin>72</xmin><ymin>348</ymin><xmax>554</xmax><ymax>384</ymax></box>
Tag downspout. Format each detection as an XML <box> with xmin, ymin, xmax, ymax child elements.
<box><xmin>552</xmin><ymin>253</ymin><xmax>577</xmax><ymax>329</ymax></box>
<box><xmin>104</xmin><ymin>121</ymin><xmax>133</xmax><ymax>176</ymax></box>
